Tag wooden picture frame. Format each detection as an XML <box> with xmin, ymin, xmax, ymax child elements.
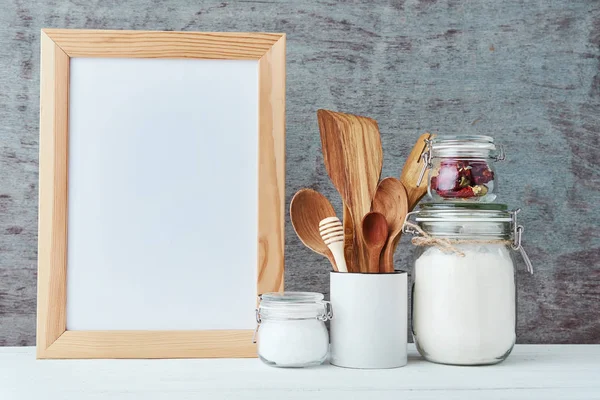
<box><xmin>37</xmin><ymin>29</ymin><xmax>285</xmax><ymax>359</ymax></box>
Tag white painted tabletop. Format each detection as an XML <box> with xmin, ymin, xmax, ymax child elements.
<box><xmin>1</xmin><ymin>344</ymin><xmax>599</xmax><ymax>400</ymax></box>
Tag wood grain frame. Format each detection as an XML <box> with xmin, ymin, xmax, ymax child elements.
<box><xmin>37</xmin><ymin>29</ymin><xmax>285</xmax><ymax>359</ymax></box>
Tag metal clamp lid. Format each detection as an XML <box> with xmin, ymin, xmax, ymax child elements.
<box><xmin>402</xmin><ymin>208</ymin><xmax>534</xmax><ymax>275</ymax></box>
<box><xmin>252</xmin><ymin>298</ymin><xmax>333</xmax><ymax>343</ymax></box>
<box><xmin>415</xmin><ymin>138</ymin><xmax>506</xmax><ymax>187</ymax></box>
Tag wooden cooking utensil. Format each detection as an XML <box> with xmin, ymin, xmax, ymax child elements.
<box><xmin>317</xmin><ymin>109</ymin><xmax>383</xmax><ymax>273</ymax></box>
<box><xmin>319</xmin><ymin>217</ymin><xmax>348</xmax><ymax>273</ymax></box>
<box><xmin>371</xmin><ymin>177</ymin><xmax>409</xmax><ymax>273</ymax></box>
<box><xmin>290</xmin><ymin>189</ymin><xmax>338</xmax><ymax>271</ymax></box>
<box><xmin>361</xmin><ymin>212</ymin><xmax>388</xmax><ymax>274</ymax></box>
<box><xmin>400</xmin><ymin>132</ymin><xmax>432</xmax><ymax>211</ymax></box>
<box><xmin>342</xmin><ymin>205</ymin><xmax>354</xmax><ymax>272</ymax></box>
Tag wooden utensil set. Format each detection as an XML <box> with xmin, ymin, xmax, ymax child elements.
<box><xmin>291</xmin><ymin>109</ymin><xmax>432</xmax><ymax>273</ymax></box>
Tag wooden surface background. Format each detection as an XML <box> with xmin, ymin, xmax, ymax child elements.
<box><xmin>0</xmin><ymin>0</ymin><xmax>598</xmax><ymax>345</ymax></box>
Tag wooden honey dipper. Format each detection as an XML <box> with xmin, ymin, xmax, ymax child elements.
<box><xmin>319</xmin><ymin>217</ymin><xmax>348</xmax><ymax>273</ymax></box>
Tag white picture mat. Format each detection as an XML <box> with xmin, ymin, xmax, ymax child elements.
<box><xmin>66</xmin><ymin>57</ymin><xmax>259</xmax><ymax>330</ymax></box>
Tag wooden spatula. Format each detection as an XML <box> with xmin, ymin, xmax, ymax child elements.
<box><xmin>317</xmin><ymin>109</ymin><xmax>383</xmax><ymax>273</ymax></box>
<box><xmin>371</xmin><ymin>178</ymin><xmax>409</xmax><ymax>273</ymax></box>
<box><xmin>400</xmin><ymin>132</ymin><xmax>432</xmax><ymax>211</ymax></box>
<box><xmin>290</xmin><ymin>189</ymin><xmax>338</xmax><ymax>271</ymax></box>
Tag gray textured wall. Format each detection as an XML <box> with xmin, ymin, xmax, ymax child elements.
<box><xmin>0</xmin><ymin>0</ymin><xmax>599</xmax><ymax>346</ymax></box>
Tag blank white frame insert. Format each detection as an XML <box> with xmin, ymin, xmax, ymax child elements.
<box><xmin>66</xmin><ymin>58</ymin><xmax>259</xmax><ymax>330</ymax></box>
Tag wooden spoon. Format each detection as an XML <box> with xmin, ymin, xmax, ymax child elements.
<box><xmin>361</xmin><ymin>212</ymin><xmax>388</xmax><ymax>274</ymax></box>
<box><xmin>290</xmin><ymin>189</ymin><xmax>338</xmax><ymax>271</ymax></box>
<box><xmin>400</xmin><ymin>132</ymin><xmax>432</xmax><ymax>211</ymax></box>
<box><xmin>371</xmin><ymin>178</ymin><xmax>409</xmax><ymax>273</ymax></box>
<box><xmin>317</xmin><ymin>109</ymin><xmax>383</xmax><ymax>273</ymax></box>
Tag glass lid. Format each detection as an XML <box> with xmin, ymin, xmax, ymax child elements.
<box><xmin>420</xmin><ymin>202</ymin><xmax>507</xmax><ymax>210</ymax></box>
<box><xmin>411</xmin><ymin>203</ymin><xmax>513</xmax><ymax>238</ymax></box>
<box><xmin>416</xmin><ymin>202</ymin><xmax>511</xmax><ymax>221</ymax></box>
<box><xmin>258</xmin><ymin>292</ymin><xmax>326</xmax><ymax>320</ymax></box>
<box><xmin>260</xmin><ymin>292</ymin><xmax>324</xmax><ymax>303</ymax></box>
<box><xmin>433</xmin><ymin>134</ymin><xmax>495</xmax><ymax>144</ymax></box>
<box><xmin>431</xmin><ymin>135</ymin><xmax>500</xmax><ymax>158</ymax></box>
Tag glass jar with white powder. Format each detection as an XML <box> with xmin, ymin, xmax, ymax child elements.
<box><xmin>255</xmin><ymin>292</ymin><xmax>332</xmax><ymax>367</ymax></box>
<box><xmin>403</xmin><ymin>203</ymin><xmax>533</xmax><ymax>366</ymax></box>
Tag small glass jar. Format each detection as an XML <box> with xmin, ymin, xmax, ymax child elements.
<box><xmin>403</xmin><ymin>203</ymin><xmax>533</xmax><ymax>366</ymax></box>
<box><xmin>255</xmin><ymin>292</ymin><xmax>332</xmax><ymax>368</ymax></box>
<box><xmin>418</xmin><ymin>135</ymin><xmax>505</xmax><ymax>202</ymax></box>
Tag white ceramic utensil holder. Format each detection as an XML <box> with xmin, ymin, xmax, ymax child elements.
<box><xmin>329</xmin><ymin>271</ymin><xmax>408</xmax><ymax>369</ymax></box>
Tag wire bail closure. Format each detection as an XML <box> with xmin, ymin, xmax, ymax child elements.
<box><xmin>495</xmin><ymin>144</ymin><xmax>506</xmax><ymax>161</ymax></box>
<box><xmin>317</xmin><ymin>301</ymin><xmax>334</xmax><ymax>322</ymax></box>
<box><xmin>402</xmin><ymin>210</ymin><xmax>420</xmax><ymax>235</ymax></box>
<box><xmin>510</xmin><ymin>209</ymin><xmax>534</xmax><ymax>274</ymax></box>
<box><xmin>416</xmin><ymin>138</ymin><xmax>433</xmax><ymax>187</ymax></box>
<box><xmin>252</xmin><ymin>304</ymin><xmax>262</xmax><ymax>343</ymax></box>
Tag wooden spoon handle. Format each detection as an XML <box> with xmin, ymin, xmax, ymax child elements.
<box><xmin>367</xmin><ymin>250</ymin><xmax>381</xmax><ymax>274</ymax></box>
<box><xmin>380</xmin><ymin>238</ymin><xmax>396</xmax><ymax>273</ymax></box>
<box><xmin>380</xmin><ymin>234</ymin><xmax>402</xmax><ymax>273</ymax></box>
<box><xmin>342</xmin><ymin>204</ymin><xmax>355</xmax><ymax>272</ymax></box>
<box><xmin>327</xmin><ymin>253</ymin><xmax>339</xmax><ymax>272</ymax></box>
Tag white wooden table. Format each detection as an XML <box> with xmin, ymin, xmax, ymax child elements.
<box><xmin>1</xmin><ymin>345</ymin><xmax>599</xmax><ymax>399</ymax></box>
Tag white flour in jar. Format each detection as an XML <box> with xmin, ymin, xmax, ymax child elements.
<box><xmin>258</xmin><ymin>319</ymin><xmax>329</xmax><ymax>367</ymax></box>
<box><xmin>413</xmin><ymin>244</ymin><xmax>516</xmax><ymax>365</ymax></box>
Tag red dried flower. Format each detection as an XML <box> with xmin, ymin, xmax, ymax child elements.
<box><xmin>432</xmin><ymin>159</ymin><xmax>493</xmax><ymax>199</ymax></box>
<box><xmin>470</xmin><ymin>161</ymin><xmax>494</xmax><ymax>185</ymax></box>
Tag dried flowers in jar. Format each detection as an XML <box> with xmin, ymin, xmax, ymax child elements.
<box><xmin>418</xmin><ymin>135</ymin><xmax>505</xmax><ymax>202</ymax></box>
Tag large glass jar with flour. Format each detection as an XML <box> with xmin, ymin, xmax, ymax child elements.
<box><xmin>403</xmin><ymin>203</ymin><xmax>533</xmax><ymax>365</ymax></box>
<box><xmin>255</xmin><ymin>292</ymin><xmax>332</xmax><ymax>367</ymax></box>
